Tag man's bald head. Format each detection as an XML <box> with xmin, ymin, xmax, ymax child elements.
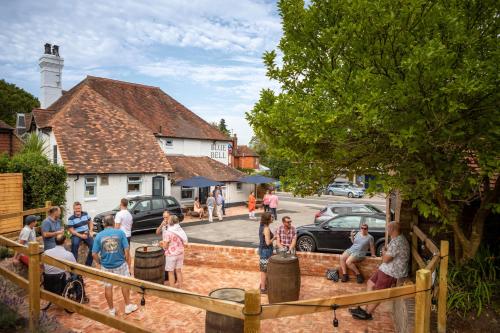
<box><xmin>388</xmin><ymin>221</ymin><xmax>401</xmax><ymax>237</ymax></box>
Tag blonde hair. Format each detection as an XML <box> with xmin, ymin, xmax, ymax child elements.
<box><xmin>169</xmin><ymin>215</ymin><xmax>180</xmax><ymax>226</ymax></box>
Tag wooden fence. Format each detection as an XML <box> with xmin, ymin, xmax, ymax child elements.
<box><xmin>0</xmin><ymin>206</ymin><xmax>448</xmax><ymax>333</ymax></box>
<box><xmin>0</xmin><ymin>173</ymin><xmax>23</xmax><ymax>234</ymax></box>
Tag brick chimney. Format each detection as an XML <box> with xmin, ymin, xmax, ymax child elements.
<box><xmin>39</xmin><ymin>43</ymin><xmax>64</xmax><ymax>108</ymax></box>
<box><xmin>231</xmin><ymin>133</ymin><xmax>238</xmax><ymax>167</ymax></box>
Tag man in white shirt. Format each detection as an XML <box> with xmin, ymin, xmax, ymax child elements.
<box><xmin>114</xmin><ymin>198</ymin><xmax>133</xmax><ymax>244</ymax></box>
<box><xmin>43</xmin><ymin>234</ymin><xmax>77</xmax><ymax>295</ymax></box>
<box><xmin>16</xmin><ymin>215</ymin><xmax>39</xmax><ymax>265</ymax></box>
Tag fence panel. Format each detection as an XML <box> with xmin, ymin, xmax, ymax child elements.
<box><xmin>0</xmin><ymin>173</ymin><xmax>23</xmax><ymax>234</ymax></box>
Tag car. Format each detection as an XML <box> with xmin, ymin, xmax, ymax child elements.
<box><xmin>296</xmin><ymin>213</ymin><xmax>387</xmax><ymax>256</ymax></box>
<box><xmin>93</xmin><ymin>195</ymin><xmax>184</xmax><ymax>233</ymax></box>
<box><xmin>314</xmin><ymin>203</ymin><xmax>383</xmax><ymax>225</ymax></box>
<box><xmin>325</xmin><ymin>183</ymin><xmax>365</xmax><ymax>198</ymax></box>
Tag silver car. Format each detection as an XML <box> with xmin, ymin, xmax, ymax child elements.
<box><xmin>314</xmin><ymin>203</ymin><xmax>383</xmax><ymax>225</ymax></box>
<box><xmin>326</xmin><ymin>184</ymin><xmax>364</xmax><ymax>198</ymax></box>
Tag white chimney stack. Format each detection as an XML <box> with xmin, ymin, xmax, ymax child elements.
<box><xmin>39</xmin><ymin>43</ymin><xmax>64</xmax><ymax>108</ymax></box>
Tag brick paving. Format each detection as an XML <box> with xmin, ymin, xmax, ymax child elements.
<box><xmin>49</xmin><ymin>265</ymin><xmax>395</xmax><ymax>333</ymax></box>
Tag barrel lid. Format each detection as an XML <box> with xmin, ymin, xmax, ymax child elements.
<box><xmin>269</xmin><ymin>254</ymin><xmax>299</xmax><ymax>263</ymax></box>
<box><xmin>209</xmin><ymin>288</ymin><xmax>245</xmax><ymax>303</ymax></box>
<box><xmin>135</xmin><ymin>246</ymin><xmax>163</xmax><ymax>253</ymax></box>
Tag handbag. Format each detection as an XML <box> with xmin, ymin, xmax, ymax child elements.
<box><xmin>326</xmin><ymin>268</ymin><xmax>339</xmax><ymax>282</ymax></box>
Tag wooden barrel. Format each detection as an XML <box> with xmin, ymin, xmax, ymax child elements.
<box><xmin>134</xmin><ymin>246</ymin><xmax>165</xmax><ymax>284</ymax></box>
<box><xmin>267</xmin><ymin>255</ymin><xmax>301</xmax><ymax>303</ymax></box>
<box><xmin>205</xmin><ymin>288</ymin><xmax>245</xmax><ymax>333</ymax></box>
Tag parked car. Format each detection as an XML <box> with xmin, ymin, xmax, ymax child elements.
<box><xmin>93</xmin><ymin>195</ymin><xmax>184</xmax><ymax>233</ymax></box>
<box><xmin>314</xmin><ymin>203</ymin><xmax>383</xmax><ymax>225</ymax></box>
<box><xmin>325</xmin><ymin>183</ymin><xmax>364</xmax><ymax>198</ymax></box>
<box><xmin>296</xmin><ymin>213</ymin><xmax>387</xmax><ymax>256</ymax></box>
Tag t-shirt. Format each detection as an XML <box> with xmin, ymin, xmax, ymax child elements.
<box><xmin>44</xmin><ymin>245</ymin><xmax>76</xmax><ymax>275</ymax></box>
<box><xmin>114</xmin><ymin>209</ymin><xmax>133</xmax><ymax>238</ymax></box>
<box><xmin>19</xmin><ymin>225</ymin><xmax>36</xmax><ymax>245</ymax></box>
<box><xmin>216</xmin><ymin>193</ymin><xmax>224</xmax><ymax>205</ymax></box>
<box><xmin>206</xmin><ymin>197</ymin><xmax>216</xmax><ymax>207</ymax></box>
<box><xmin>163</xmin><ymin>231</ymin><xmax>184</xmax><ymax>256</ymax></box>
<box><xmin>67</xmin><ymin>212</ymin><xmax>91</xmax><ymax>233</ymax></box>
<box><xmin>263</xmin><ymin>194</ymin><xmax>271</xmax><ymax>205</ymax></box>
<box><xmin>269</xmin><ymin>195</ymin><xmax>279</xmax><ymax>208</ymax></box>
<box><xmin>41</xmin><ymin>217</ymin><xmax>62</xmax><ymax>250</ymax></box>
<box><xmin>92</xmin><ymin>228</ymin><xmax>129</xmax><ymax>269</ymax></box>
<box><xmin>379</xmin><ymin>234</ymin><xmax>410</xmax><ymax>279</ymax></box>
<box><xmin>349</xmin><ymin>233</ymin><xmax>374</xmax><ymax>255</ymax></box>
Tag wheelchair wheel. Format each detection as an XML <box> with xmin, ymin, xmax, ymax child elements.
<box><xmin>62</xmin><ymin>279</ymin><xmax>84</xmax><ymax>314</ymax></box>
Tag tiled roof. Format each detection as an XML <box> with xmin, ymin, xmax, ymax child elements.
<box><xmin>32</xmin><ymin>109</ymin><xmax>56</xmax><ymax>128</ymax></box>
<box><xmin>167</xmin><ymin>155</ymin><xmax>245</xmax><ymax>182</ymax></box>
<box><xmin>48</xmin><ymin>76</ymin><xmax>231</xmax><ymax>141</ymax></box>
<box><xmin>234</xmin><ymin>145</ymin><xmax>259</xmax><ymax>157</ymax></box>
<box><xmin>48</xmin><ymin>85</ymin><xmax>173</xmax><ymax>174</ymax></box>
<box><xmin>0</xmin><ymin>120</ymin><xmax>13</xmax><ymax>130</ymax></box>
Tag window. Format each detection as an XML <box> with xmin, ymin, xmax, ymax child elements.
<box><xmin>127</xmin><ymin>175</ymin><xmax>142</xmax><ymax>194</ymax></box>
<box><xmin>135</xmin><ymin>200</ymin><xmax>151</xmax><ymax>213</ymax></box>
<box><xmin>181</xmin><ymin>187</ymin><xmax>194</xmax><ymax>200</ymax></box>
<box><xmin>84</xmin><ymin>176</ymin><xmax>97</xmax><ymax>198</ymax></box>
<box><xmin>331</xmin><ymin>207</ymin><xmax>349</xmax><ymax>215</ymax></box>
<box><xmin>351</xmin><ymin>206</ymin><xmax>371</xmax><ymax>213</ymax></box>
<box><xmin>236</xmin><ymin>183</ymin><xmax>242</xmax><ymax>191</ymax></box>
<box><xmin>364</xmin><ymin>217</ymin><xmax>386</xmax><ymax>229</ymax></box>
<box><xmin>152</xmin><ymin>198</ymin><xmax>165</xmax><ymax>210</ymax></box>
<box><xmin>53</xmin><ymin>145</ymin><xmax>58</xmax><ymax>164</ymax></box>
<box><xmin>100</xmin><ymin>175</ymin><xmax>109</xmax><ymax>186</ymax></box>
<box><xmin>327</xmin><ymin>215</ymin><xmax>362</xmax><ymax>229</ymax></box>
<box><xmin>164</xmin><ymin>139</ymin><xmax>173</xmax><ymax>147</ymax></box>
<box><xmin>165</xmin><ymin>197</ymin><xmax>178</xmax><ymax>207</ymax></box>
<box><xmin>16</xmin><ymin>113</ymin><xmax>26</xmax><ymax>128</ymax></box>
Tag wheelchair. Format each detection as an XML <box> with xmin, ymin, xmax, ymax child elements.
<box><xmin>41</xmin><ymin>273</ymin><xmax>86</xmax><ymax>313</ymax></box>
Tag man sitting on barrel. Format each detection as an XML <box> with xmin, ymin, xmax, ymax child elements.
<box><xmin>275</xmin><ymin>216</ymin><xmax>297</xmax><ymax>252</ymax></box>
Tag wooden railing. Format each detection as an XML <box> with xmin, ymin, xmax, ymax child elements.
<box><xmin>0</xmin><ymin>201</ymin><xmax>52</xmax><ymax>239</ymax></box>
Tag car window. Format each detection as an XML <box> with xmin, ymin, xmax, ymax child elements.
<box><xmin>327</xmin><ymin>215</ymin><xmax>362</xmax><ymax>229</ymax></box>
<box><xmin>366</xmin><ymin>205</ymin><xmax>383</xmax><ymax>213</ymax></box>
<box><xmin>331</xmin><ymin>207</ymin><xmax>349</xmax><ymax>214</ymax></box>
<box><xmin>135</xmin><ymin>200</ymin><xmax>151</xmax><ymax>212</ymax></box>
<box><xmin>152</xmin><ymin>199</ymin><xmax>164</xmax><ymax>210</ymax></box>
<box><xmin>364</xmin><ymin>217</ymin><xmax>386</xmax><ymax>229</ymax></box>
<box><xmin>351</xmin><ymin>206</ymin><xmax>371</xmax><ymax>213</ymax></box>
<box><xmin>165</xmin><ymin>197</ymin><xmax>178</xmax><ymax>207</ymax></box>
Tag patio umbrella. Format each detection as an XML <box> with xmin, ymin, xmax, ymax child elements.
<box><xmin>175</xmin><ymin>176</ymin><xmax>223</xmax><ymax>187</ymax></box>
<box><xmin>237</xmin><ymin>175</ymin><xmax>276</xmax><ymax>184</ymax></box>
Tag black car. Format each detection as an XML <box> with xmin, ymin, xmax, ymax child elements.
<box><xmin>93</xmin><ymin>195</ymin><xmax>184</xmax><ymax>233</ymax></box>
<box><xmin>296</xmin><ymin>213</ymin><xmax>387</xmax><ymax>256</ymax></box>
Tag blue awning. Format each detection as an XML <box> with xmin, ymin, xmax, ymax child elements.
<box><xmin>237</xmin><ymin>175</ymin><xmax>276</xmax><ymax>184</ymax></box>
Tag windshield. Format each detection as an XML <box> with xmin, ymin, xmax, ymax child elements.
<box><xmin>367</xmin><ymin>205</ymin><xmax>383</xmax><ymax>213</ymax></box>
<box><xmin>114</xmin><ymin>199</ymin><xmax>138</xmax><ymax>211</ymax></box>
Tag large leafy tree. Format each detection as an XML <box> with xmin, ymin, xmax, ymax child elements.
<box><xmin>0</xmin><ymin>79</ymin><xmax>39</xmax><ymax>126</ymax></box>
<box><xmin>248</xmin><ymin>0</ymin><xmax>499</xmax><ymax>260</ymax></box>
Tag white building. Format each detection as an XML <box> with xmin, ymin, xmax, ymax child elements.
<box><xmin>27</xmin><ymin>44</ymin><xmax>249</xmax><ymax>217</ymax></box>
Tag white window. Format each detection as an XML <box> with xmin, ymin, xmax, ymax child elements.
<box><xmin>181</xmin><ymin>187</ymin><xmax>194</xmax><ymax>200</ymax></box>
<box><xmin>236</xmin><ymin>183</ymin><xmax>243</xmax><ymax>191</ymax></box>
<box><xmin>127</xmin><ymin>175</ymin><xmax>142</xmax><ymax>194</ymax></box>
<box><xmin>84</xmin><ymin>176</ymin><xmax>97</xmax><ymax>198</ymax></box>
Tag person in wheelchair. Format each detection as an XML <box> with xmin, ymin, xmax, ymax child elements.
<box><xmin>43</xmin><ymin>234</ymin><xmax>88</xmax><ymax>303</ymax></box>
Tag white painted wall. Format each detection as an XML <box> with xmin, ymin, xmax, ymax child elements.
<box><xmin>64</xmin><ymin>173</ymin><xmax>171</xmax><ymax>219</ymax></box>
<box><xmin>157</xmin><ymin>138</ymin><xmax>231</xmax><ymax>165</ymax></box>
<box><xmin>171</xmin><ymin>182</ymin><xmax>254</xmax><ymax>207</ymax></box>
<box><xmin>39</xmin><ymin>53</ymin><xmax>64</xmax><ymax>108</ymax></box>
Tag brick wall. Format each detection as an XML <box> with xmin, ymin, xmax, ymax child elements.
<box><xmin>184</xmin><ymin>243</ymin><xmax>382</xmax><ymax>279</ymax></box>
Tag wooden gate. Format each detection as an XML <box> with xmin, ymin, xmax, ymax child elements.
<box><xmin>0</xmin><ymin>173</ymin><xmax>23</xmax><ymax>234</ymax></box>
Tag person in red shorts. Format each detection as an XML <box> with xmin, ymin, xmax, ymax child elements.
<box><xmin>350</xmin><ymin>221</ymin><xmax>410</xmax><ymax>320</ymax></box>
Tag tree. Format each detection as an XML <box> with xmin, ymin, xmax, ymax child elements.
<box><xmin>218</xmin><ymin>118</ymin><xmax>230</xmax><ymax>136</ymax></box>
<box><xmin>247</xmin><ymin>0</ymin><xmax>499</xmax><ymax>261</ymax></box>
<box><xmin>0</xmin><ymin>79</ymin><xmax>39</xmax><ymax>126</ymax></box>
<box><xmin>249</xmin><ymin>136</ymin><xmax>291</xmax><ymax>179</ymax></box>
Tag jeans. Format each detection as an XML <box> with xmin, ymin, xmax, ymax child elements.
<box><xmin>71</xmin><ymin>234</ymin><xmax>94</xmax><ymax>266</ymax></box>
<box><xmin>222</xmin><ymin>200</ymin><xmax>226</xmax><ymax>215</ymax></box>
<box><xmin>270</xmin><ymin>207</ymin><xmax>277</xmax><ymax>220</ymax></box>
<box><xmin>208</xmin><ymin>206</ymin><xmax>214</xmax><ymax>222</ymax></box>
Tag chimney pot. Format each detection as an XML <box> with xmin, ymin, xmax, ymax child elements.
<box><xmin>52</xmin><ymin>45</ymin><xmax>59</xmax><ymax>57</ymax></box>
<box><xmin>44</xmin><ymin>43</ymin><xmax>52</xmax><ymax>54</ymax></box>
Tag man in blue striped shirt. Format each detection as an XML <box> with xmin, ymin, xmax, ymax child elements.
<box><xmin>67</xmin><ymin>202</ymin><xmax>94</xmax><ymax>266</ymax></box>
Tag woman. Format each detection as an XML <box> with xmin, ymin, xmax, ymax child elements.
<box><xmin>262</xmin><ymin>190</ymin><xmax>271</xmax><ymax>212</ymax></box>
<box><xmin>160</xmin><ymin>215</ymin><xmax>188</xmax><ymax>288</ymax></box>
<box><xmin>258</xmin><ymin>212</ymin><xmax>275</xmax><ymax>293</ymax></box>
<box><xmin>193</xmin><ymin>197</ymin><xmax>204</xmax><ymax>220</ymax></box>
<box><xmin>248</xmin><ymin>191</ymin><xmax>256</xmax><ymax>219</ymax></box>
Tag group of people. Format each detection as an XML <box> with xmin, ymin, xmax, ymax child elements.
<box><xmin>248</xmin><ymin>189</ymin><xmax>279</xmax><ymax>220</ymax></box>
<box><xmin>192</xmin><ymin>185</ymin><xmax>226</xmax><ymax>222</ymax></box>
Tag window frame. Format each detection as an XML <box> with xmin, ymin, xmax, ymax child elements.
<box><xmin>84</xmin><ymin>176</ymin><xmax>97</xmax><ymax>199</ymax></box>
<box><xmin>181</xmin><ymin>187</ymin><xmax>195</xmax><ymax>201</ymax></box>
<box><xmin>236</xmin><ymin>182</ymin><xmax>243</xmax><ymax>191</ymax></box>
<box><xmin>127</xmin><ymin>175</ymin><xmax>143</xmax><ymax>195</ymax></box>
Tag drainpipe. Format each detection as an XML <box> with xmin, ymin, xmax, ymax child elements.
<box><xmin>73</xmin><ymin>175</ymin><xmax>79</xmax><ymax>206</ymax></box>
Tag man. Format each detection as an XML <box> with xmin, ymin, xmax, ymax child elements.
<box><xmin>155</xmin><ymin>210</ymin><xmax>171</xmax><ymax>236</ymax></box>
<box><xmin>114</xmin><ymin>198</ymin><xmax>133</xmax><ymax>244</ymax></box>
<box><xmin>16</xmin><ymin>215</ymin><xmax>39</xmax><ymax>265</ymax></box>
<box><xmin>92</xmin><ymin>215</ymin><xmax>137</xmax><ymax>317</ymax></box>
<box><xmin>351</xmin><ymin>222</ymin><xmax>410</xmax><ymax>320</ymax></box>
<box><xmin>67</xmin><ymin>202</ymin><xmax>94</xmax><ymax>266</ymax></box>
<box><xmin>215</xmin><ymin>190</ymin><xmax>224</xmax><ymax>221</ymax></box>
<box><xmin>43</xmin><ymin>234</ymin><xmax>77</xmax><ymax>296</ymax></box>
<box><xmin>269</xmin><ymin>190</ymin><xmax>279</xmax><ymax>220</ymax></box>
<box><xmin>340</xmin><ymin>223</ymin><xmax>376</xmax><ymax>284</ymax></box>
<box><xmin>206</xmin><ymin>193</ymin><xmax>216</xmax><ymax>222</ymax></box>
<box><xmin>41</xmin><ymin>206</ymin><xmax>63</xmax><ymax>250</ymax></box>
<box><xmin>276</xmin><ymin>216</ymin><xmax>297</xmax><ymax>251</ymax></box>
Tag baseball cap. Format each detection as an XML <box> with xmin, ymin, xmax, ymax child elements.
<box><xmin>24</xmin><ymin>215</ymin><xmax>41</xmax><ymax>225</ymax></box>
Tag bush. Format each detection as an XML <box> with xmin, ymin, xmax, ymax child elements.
<box><xmin>448</xmin><ymin>247</ymin><xmax>498</xmax><ymax>317</ymax></box>
<box><xmin>0</xmin><ymin>246</ymin><xmax>14</xmax><ymax>259</ymax></box>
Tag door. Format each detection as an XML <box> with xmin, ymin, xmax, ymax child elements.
<box><xmin>317</xmin><ymin>215</ymin><xmax>364</xmax><ymax>251</ymax></box>
<box><xmin>150</xmin><ymin>198</ymin><xmax>166</xmax><ymax>228</ymax></box>
<box><xmin>152</xmin><ymin>176</ymin><xmax>164</xmax><ymax>197</ymax></box>
<box><xmin>199</xmin><ymin>187</ymin><xmax>209</xmax><ymax>205</ymax></box>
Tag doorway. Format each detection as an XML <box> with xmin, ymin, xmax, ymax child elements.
<box><xmin>152</xmin><ymin>176</ymin><xmax>164</xmax><ymax>197</ymax></box>
<box><xmin>199</xmin><ymin>186</ymin><xmax>209</xmax><ymax>204</ymax></box>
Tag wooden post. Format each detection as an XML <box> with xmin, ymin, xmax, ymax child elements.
<box><xmin>415</xmin><ymin>269</ymin><xmax>432</xmax><ymax>333</ymax></box>
<box><xmin>243</xmin><ymin>289</ymin><xmax>261</xmax><ymax>333</ymax></box>
<box><xmin>28</xmin><ymin>242</ymin><xmax>41</xmax><ymax>333</ymax></box>
<box><xmin>437</xmin><ymin>241</ymin><xmax>449</xmax><ymax>333</ymax></box>
<box><xmin>394</xmin><ymin>190</ymin><xmax>402</xmax><ymax>223</ymax></box>
<box><xmin>411</xmin><ymin>229</ymin><xmax>419</xmax><ymax>275</ymax></box>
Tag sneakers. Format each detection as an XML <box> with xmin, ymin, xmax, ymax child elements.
<box><xmin>341</xmin><ymin>274</ymin><xmax>349</xmax><ymax>282</ymax></box>
<box><xmin>356</xmin><ymin>274</ymin><xmax>364</xmax><ymax>284</ymax></box>
<box><xmin>108</xmin><ymin>308</ymin><xmax>116</xmax><ymax>317</ymax></box>
<box><xmin>125</xmin><ymin>303</ymin><xmax>138</xmax><ymax>315</ymax></box>
<box><xmin>260</xmin><ymin>288</ymin><xmax>267</xmax><ymax>294</ymax></box>
<box><xmin>349</xmin><ymin>306</ymin><xmax>365</xmax><ymax>315</ymax></box>
<box><xmin>351</xmin><ymin>307</ymin><xmax>373</xmax><ymax>320</ymax></box>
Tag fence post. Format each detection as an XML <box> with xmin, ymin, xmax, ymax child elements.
<box><xmin>411</xmin><ymin>229</ymin><xmax>418</xmax><ymax>275</ymax></box>
<box><xmin>415</xmin><ymin>269</ymin><xmax>432</xmax><ymax>333</ymax></box>
<box><xmin>28</xmin><ymin>241</ymin><xmax>41</xmax><ymax>333</ymax></box>
<box><xmin>437</xmin><ymin>241</ymin><xmax>449</xmax><ymax>333</ymax></box>
<box><xmin>244</xmin><ymin>289</ymin><xmax>261</xmax><ymax>333</ymax></box>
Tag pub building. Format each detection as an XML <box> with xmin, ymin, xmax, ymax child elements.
<box><xmin>21</xmin><ymin>44</ymin><xmax>256</xmax><ymax>217</ymax></box>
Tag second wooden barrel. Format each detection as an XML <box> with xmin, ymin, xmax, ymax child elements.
<box><xmin>134</xmin><ymin>246</ymin><xmax>165</xmax><ymax>284</ymax></box>
<box><xmin>205</xmin><ymin>288</ymin><xmax>244</xmax><ymax>333</ymax></box>
<box><xmin>267</xmin><ymin>255</ymin><xmax>301</xmax><ymax>303</ymax></box>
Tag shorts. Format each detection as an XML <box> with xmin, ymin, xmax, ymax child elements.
<box><xmin>345</xmin><ymin>249</ymin><xmax>366</xmax><ymax>261</ymax></box>
<box><xmin>165</xmin><ymin>254</ymin><xmax>184</xmax><ymax>271</ymax></box>
<box><xmin>369</xmin><ymin>269</ymin><xmax>397</xmax><ymax>290</ymax></box>
<box><xmin>101</xmin><ymin>262</ymin><xmax>130</xmax><ymax>287</ymax></box>
<box><xmin>259</xmin><ymin>247</ymin><xmax>273</xmax><ymax>272</ymax></box>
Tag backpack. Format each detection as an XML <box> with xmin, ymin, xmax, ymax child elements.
<box><xmin>326</xmin><ymin>268</ymin><xmax>339</xmax><ymax>282</ymax></box>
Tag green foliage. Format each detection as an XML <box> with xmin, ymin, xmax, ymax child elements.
<box><xmin>447</xmin><ymin>247</ymin><xmax>498</xmax><ymax>317</ymax></box>
<box><xmin>0</xmin><ymin>301</ymin><xmax>22</xmax><ymax>332</ymax></box>
<box><xmin>218</xmin><ymin>118</ymin><xmax>230</xmax><ymax>136</ymax></box>
<box><xmin>248</xmin><ymin>136</ymin><xmax>291</xmax><ymax>179</ymax></box>
<box><xmin>0</xmin><ymin>79</ymin><xmax>39</xmax><ymax>126</ymax></box>
<box><xmin>0</xmin><ymin>246</ymin><xmax>14</xmax><ymax>259</ymax></box>
<box><xmin>21</xmin><ymin>132</ymin><xmax>47</xmax><ymax>155</ymax></box>
<box><xmin>248</xmin><ymin>0</ymin><xmax>500</xmax><ymax>258</ymax></box>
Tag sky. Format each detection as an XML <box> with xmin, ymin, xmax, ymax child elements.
<box><xmin>0</xmin><ymin>0</ymin><xmax>283</xmax><ymax>144</ymax></box>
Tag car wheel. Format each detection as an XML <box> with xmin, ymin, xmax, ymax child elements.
<box><xmin>347</xmin><ymin>192</ymin><xmax>353</xmax><ymax>198</ymax></box>
<box><xmin>328</xmin><ymin>191</ymin><xmax>333</xmax><ymax>195</ymax></box>
<box><xmin>297</xmin><ymin>235</ymin><xmax>316</xmax><ymax>252</ymax></box>
<box><xmin>376</xmin><ymin>243</ymin><xmax>385</xmax><ymax>257</ymax></box>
